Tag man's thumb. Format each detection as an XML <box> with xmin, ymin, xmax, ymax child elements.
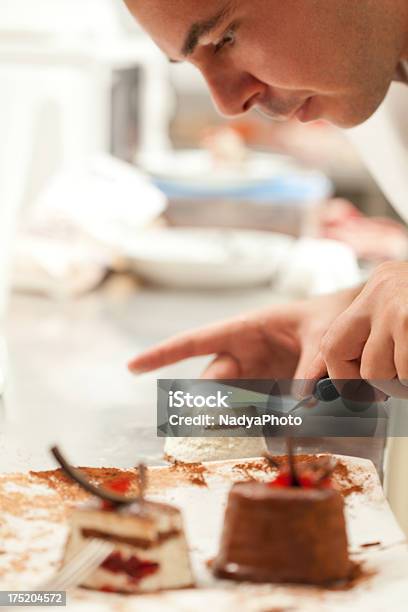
<box><xmin>292</xmin><ymin>349</ymin><xmax>327</xmax><ymax>398</ymax></box>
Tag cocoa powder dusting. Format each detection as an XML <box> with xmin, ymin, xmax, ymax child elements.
<box><xmin>331</xmin><ymin>460</ymin><xmax>364</xmax><ymax>497</ymax></box>
<box><xmin>233</xmin><ymin>459</ymin><xmax>276</xmax><ymax>481</ymax></box>
<box><xmin>168</xmin><ymin>461</ymin><xmax>208</xmax><ymax>487</ymax></box>
<box><xmin>30</xmin><ymin>467</ymin><xmax>141</xmax><ymax>504</ymax></box>
<box><xmin>328</xmin><ymin>560</ymin><xmax>375</xmax><ymax>591</ymax></box>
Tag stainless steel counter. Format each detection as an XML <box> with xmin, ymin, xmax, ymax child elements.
<box><xmin>2</xmin><ymin>276</ymin><xmax>283</xmax><ymax>472</ymax></box>
<box><xmin>2</xmin><ymin>276</ymin><xmax>387</xmax><ymax>476</ymax></box>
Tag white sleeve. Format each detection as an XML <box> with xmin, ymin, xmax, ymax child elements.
<box><xmin>346</xmin><ymin>81</ymin><xmax>408</xmax><ymax>225</ymax></box>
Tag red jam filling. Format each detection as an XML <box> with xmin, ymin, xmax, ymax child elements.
<box><xmin>101</xmin><ymin>552</ymin><xmax>159</xmax><ymax>583</ymax></box>
<box><xmin>100</xmin><ymin>585</ymin><xmax>116</xmax><ymax>593</ymax></box>
<box><xmin>101</xmin><ymin>500</ymin><xmax>115</xmax><ymax>511</ymax></box>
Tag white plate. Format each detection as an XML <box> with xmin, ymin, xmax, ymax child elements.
<box><xmin>97</xmin><ymin>227</ymin><xmax>294</xmax><ymax>289</ymax></box>
<box><xmin>1</xmin><ymin>455</ymin><xmax>407</xmax><ymax>611</ymax></box>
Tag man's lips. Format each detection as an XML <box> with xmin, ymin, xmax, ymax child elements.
<box><xmin>295</xmin><ymin>96</ymin><xmax>313</xmax><ymax>122</ymax></box>
<box><xmin>255</xmin><ymin>96</ymin><xmax>313</xmax><ymax>122</ymax></box>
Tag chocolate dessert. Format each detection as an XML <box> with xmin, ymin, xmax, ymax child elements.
<box><xmin>213</xmin><ymin>444</ymin><xmax>351</xmax><ymax>585</ymax></box>
<box><xmin>52</xmin><ymin>447</ymin><xmax>194</xmax><ymax>593</ymax></box>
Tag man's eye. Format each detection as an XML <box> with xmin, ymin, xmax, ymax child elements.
<box><xmin>214</xmin><ymin>29</ymin><xmax>236</xmax><ymax>54</ymax></box>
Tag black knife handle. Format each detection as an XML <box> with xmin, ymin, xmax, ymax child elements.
<box><xmin>314</xmin><ymin>377</ymin><xmax>340</xmax><ymax>402</ymax></box>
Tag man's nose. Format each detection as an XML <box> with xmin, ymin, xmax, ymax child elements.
<box><xmin>203</xmin><ymin>69</ymin><xmax>265</xmax><ymax>118</ymax></box>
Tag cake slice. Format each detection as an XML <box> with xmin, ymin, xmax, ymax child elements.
<box><xmin>64</xmin><ymin>498</ymin><xmax>194</xmax><ymax>593</ymax></box>
<box><xmin>51</xmin><ymin>447</ymin><xmax>194</xmax><ymax>594</ymax></box>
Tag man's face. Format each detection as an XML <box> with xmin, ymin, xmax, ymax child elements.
<box><xmin>125</xmin><ymin>0</ymin><xmax>405</xmax><ymax>128</ymax></box>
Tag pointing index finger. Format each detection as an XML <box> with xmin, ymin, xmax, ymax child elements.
<box><xmin>128</xmin><ymin>321</ymin><xmax>234</xmax><ymax>374</ymax></box>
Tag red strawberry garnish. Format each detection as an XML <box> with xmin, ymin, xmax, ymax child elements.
<box><xmin>268</xmin><ymin>471</ymin><xmax>293</xmax><ymax>488</ymax></box>
<box><xmin>99</xmin><ymin>476</ymin><xmax>134</xmax><ymax>510</ymax></box>
<box><xmin>298</xmin><ymin>468</ymin><xmax>333</xmax><ymax>489</ymax></box>
<box><xmin>267</xmin><ymin>464</ymin><xmax>333</xmax><ymax>489</ymax></box>
<box><xmin>105</xmin><ymin>475</ymin><xmax>133</xmax><ymax>494</ymax></box>
<box><xmin>264</xmin><ymin>445</ymin><xmax>335</xmax><ymax>490</ymax></box>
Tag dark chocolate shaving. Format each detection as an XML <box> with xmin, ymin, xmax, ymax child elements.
<box><xmin>304</xmin><ymin>455</ymin><xmax>337</xmax><ymax>485</ymax></box>
<box><xmin>316</xmin><ymin>461</ymin><xmax>336</xmax><ymax>484</ymax></box>
<box><xmin>50</xmin><ymin>446</ymin><xmax>140</xmax><ymax>507</ymax></box>
<box><xmin>137</xmin><ymin>463</ymin><xmax>147</xmax><ymax>501</ymax></box>
<box><xmin>262</xmin><ymin>452</ymin><xmax>281</xmax><ymax>469</ymax></box>
<box><xmin>286</xmin><ymin>438</ymin><xmax>301</xmax><ymax>487</ymax></box>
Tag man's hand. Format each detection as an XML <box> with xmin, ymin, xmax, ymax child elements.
<box><xmin>129</xmin><ymin>306</ymin><xmax>301</xmax><ymax>380</ymax></box>
<box><xmin>303</xmin><ymin>262</ymin><xmax>408</xmax><ymax>397</ymax></box>
<box><xmin>128</xmin><ymin>286</ymin><xmax>361</xmax><ymax>382</ymax></box>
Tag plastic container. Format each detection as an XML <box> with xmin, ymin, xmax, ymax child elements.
<box><xmin>160</xmin><ymin>173</ymin><xmax>331</xmax><ymax>237</ymax></box>
<box><xmin>141</xmin><ymin>150</ymin><xmax>333</xmax><ymax>237</ymax></box>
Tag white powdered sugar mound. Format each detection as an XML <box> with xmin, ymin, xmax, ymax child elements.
<box><xmin>164</xmin><ymin>436</ymin><xmax>267</xmax><ymax>463</ymax></box>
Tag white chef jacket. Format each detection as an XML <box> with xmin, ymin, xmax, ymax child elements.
<box><xmin>347</xmin><ymin>61</ymin><xmax>408</xmax><ymax>222</ymax></box>
<box><xmin>347</xmin><ymin>62</ymin><xmax>408</xmax><ymax>494</ymax></box>
<box><xmin>303</xmin><ymin>63</ymin><xmax>408</xmax><ymax>478</ymax></box>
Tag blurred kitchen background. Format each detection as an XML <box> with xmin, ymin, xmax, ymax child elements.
<box><xmin>0</xmin><ymin>0</ymin><xmax>408</xmax><ymax>529</ymax></box>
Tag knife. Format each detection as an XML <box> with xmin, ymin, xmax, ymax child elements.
<box><xmin>288</xmin><ymin>377</ymin><xmax>340</xmax><ymax>414</ymax></box>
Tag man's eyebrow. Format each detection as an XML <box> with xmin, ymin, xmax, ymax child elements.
<box><xmin>181</xmin><ymin>2</ymin><xmax>235</xmax><ymax>57</ymax></box>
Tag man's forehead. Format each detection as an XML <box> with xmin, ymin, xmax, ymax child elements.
<box><xmin>125</xmin><ymin>0</ymin><xmax>233</xmax><ymax>58</ymax></box>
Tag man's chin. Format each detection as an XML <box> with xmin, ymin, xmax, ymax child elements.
<box><xmin>320</xmin><ymin>93</ymin><xmax>390</xmax><ymax>129</ymax></box>
<box><xmin>297</xmin><ymin>99</ymin><xmax>370</xmax><ymax>129</ymax></box>
<box><xmin>324</xmin><ymin>111</ymin><xmax>378</xmax><ymax>130</ymax></box>
<box><xmin>316</xmin><ymin>114</ymin><xmax>365</xmax><ymax>129</ymax></box>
